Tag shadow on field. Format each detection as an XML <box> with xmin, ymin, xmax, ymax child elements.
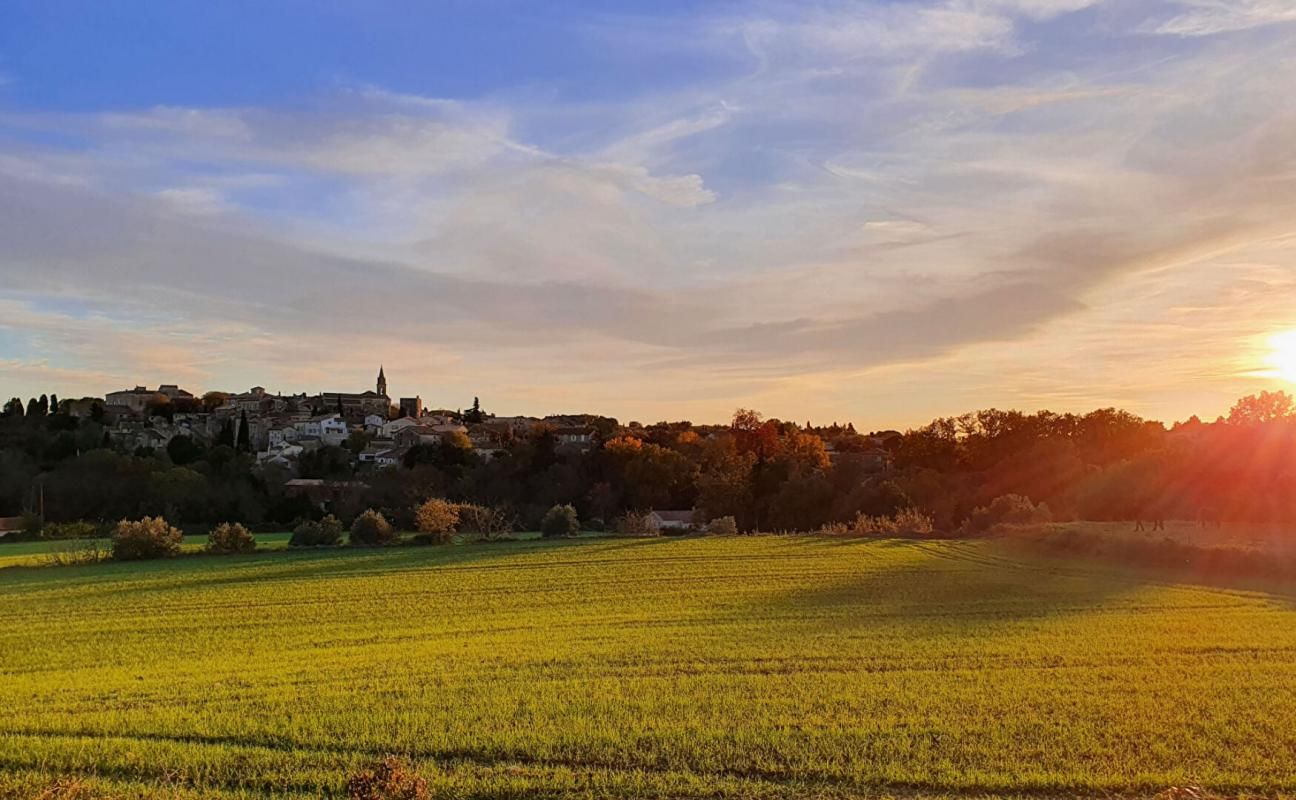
<box><xmin>750</xmin><ymin>538</ymin><xmax>1147</xmax><ymax>641</ymax></box>
<box><xmin>0</xmin><ymin>536</ymin><xmax>620</xmax><ymax>597</ymax></box>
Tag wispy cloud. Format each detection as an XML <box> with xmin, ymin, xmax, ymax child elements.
<box><xmin>1151</xmin><ymin>0</ymin><xmax>1296</xmax><ymax>36</ymax></box>
<box><xmin>2</xmin><ymin>1</ymin><xmax>1296</xmax><ymax>423</ymax></box>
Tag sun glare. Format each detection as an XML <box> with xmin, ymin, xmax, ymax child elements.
<box><xmin>1265</xmin><ymin>331</ymin><xmax>1296</xmax><ymax>383</ymax></box>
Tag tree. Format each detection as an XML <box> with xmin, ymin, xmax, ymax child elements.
<box><xmin>706</xmin><ymin>516</ymin><xmax>738</xmax><ymax>535</ymax></box>
<box><xmin>465</xmin><ymin>396</ymin><xmax>485</xmax><ymax>424</ymax></box>
<box><xmin>237</xmin><ymin>410</ymin><xmax>252</xmax><ymax>453</ymax></box>
<box><xmin>25</xmin><ymin>398</ymin><xmax>39</xmax><ymax>418</ymax></box>
<box><xmin>350</xmin><ymin>509</ymin><xmax>396</xmax><ymax>546</ymax></box>
<box><xmin>48</xmin><ymin>393</ymin><xmax>59</xmax><ymax>415</ymax></box>
<box><xmin>217</xmin><ymin>419</ymin><xmax>235</xmax><ymax>448</ymax></box>
<box><xmin>201</xmin><ymin>391</ymin><xmax>230</xmax><ymax>412</ymax></box>
<box><xmin>540</xmin><ymin>504</ymin><xmax>580</xmax><ymax>538</ymax></box>
<box><xmin>290</xmin><ymin>515</ymin><xmax>343</xmax><ymax>547</ymax></box>
<box><xmin>1228</xmin><ymin>390</ymin><xmax>1295</xmax><ymax>426</ymax></box>
<box><xmin>166</xmin><ymin>434</ymin><xmax>204</xmax><ymax>466</ymax></box>
<box><xmin>414</xmin><ymin>498</ymin><xmax>460</xmax><ymax>543</ymax></box>
<box><xmin>112</xmin><ymin>517</ymin><xmax>183</xmax><ymax>560</ymax></box>
<box><xmin>2</xmin><ymin>398</ymin><xmax>23</xmax><ymax>418</ymax></box>
<box><xmin>207</xmin><ymin>522</ymin><xmax>256</xmax><ymax>555</ymax></box>
<box><xmin>298</xmin><ymin>445</ymin><xmax>352</xmax><ymax>480</ymax></box>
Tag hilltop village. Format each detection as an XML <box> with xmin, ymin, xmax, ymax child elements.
<box><xmin>3</xmin><ymin>368</ymin><xmax>900</xmax><ymax>531</ymax></box>
<box><xmin>97</xmin><ymin>368</ymin><xmax>608</xmax><ymax>471</ymax></box>
<box><xmin>67</xmin><ymin>368</ymin><xmax>894</xmax><ymax>475</ymax></box>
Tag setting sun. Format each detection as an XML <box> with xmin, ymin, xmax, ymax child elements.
<box><xmin>1266</xmin><ymin>331</ymin><xmax>1296</xmax><ymax>383</ymax></box>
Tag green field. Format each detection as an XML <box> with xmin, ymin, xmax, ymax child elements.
<box><xmin>0</xmin><ymin>533</ymin><xmax>293</xmax><ymax>570</ymax></box>
<box><xmin>2</xmin><ymin>536</ymin><xmax>1296</xmax><ymax>799</ymax></box>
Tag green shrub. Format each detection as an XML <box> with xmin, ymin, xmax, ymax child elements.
<box><xmin>42</xmin><ymin>521</ymin><xmax>100</xmax><ymax>540</ymax></box>
<box><xmin>207</xmin><ymin>522</ymin><xmax>256</xmax><ymax>554</ymax></box>
<box><xmin>540</xmin><ymin>504</ymin><xmax>580</xmax><ymax>538</ymax></box>
<box><xmin>290</xmin><ymin>514</ymin><xmax>343</xmax><ymax>547</ymax></box>
<box><xmin>706</xmin><ymin>516</ymin><xmax>738</xmax><ymax>536</ymax></box>
<box><xmin>346</xmin><ymin>756</ymin><xmax>428</xmax><ymax>800</ymax></box>
<box><xmin>111</xmin><ymin>516</ymin><xmax>182</xmax><ymax>561</ymax></box>
<box><xmin>350</xmin><ymin>509</ymin><xmax>396</xmax><ymax>546</ymax></box>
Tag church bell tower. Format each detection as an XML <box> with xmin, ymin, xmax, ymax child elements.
<box><xmin>377</xmin><ymin>365</ymin><xmax>387</xmax><ymax>398</ymax></box>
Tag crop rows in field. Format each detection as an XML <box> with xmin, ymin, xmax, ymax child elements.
<box><xmin>2</xmin><ymin>536</ymin><xmax>1295</xmax><ymax>798</ymax></box>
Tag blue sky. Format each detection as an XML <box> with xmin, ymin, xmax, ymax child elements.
<box><xmin>2</xmin><ymin>1</ymin><xmax>1296</xmax><ymax>426</ymax></box>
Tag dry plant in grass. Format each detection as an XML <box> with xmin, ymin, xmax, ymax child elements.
<box><xmin>346</xmin><ymin>757</ymin><xmax>428</xmax><ymax>800</ymax></box>
<box><xmin>1153</xmin><ymin>786</ymin><xmax>1227</xmax><ymax>800</ymax></box>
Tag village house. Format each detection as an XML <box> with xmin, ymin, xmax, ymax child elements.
<box><xmin>648</xmin><ymin>509</ymin><xmax>697</xmax><ymax>531</ymax></box>
<box><xmin>105</xmin><ymin>385</ymin><xmax>186</xmax><ymax>415</ymax></box>
<box><xmin>555</xmin><ymin>426</ymin><xmax>597</xmax><ymax>451</ymax></box>
<box><xmin>374</xmin><ymin>446</ymin><xmax>409</xmax><ymax>468</ymax></box>
<box><xmin>395</xmin><ymin>423</ymin><xmax>468</xmax><ymax>449</ymax></box>
<box><xmin>313</xmin><ymin>366</ymin><xmax>391</xmax><ymax>420</ymax></box>
<box><xmin>358</xmin><ymin>439</ymin><xmax>397</xmax><ymax>464</ymax></box>
<box><xmin>382</xmin><ymin>416</ymin><xmax>421</xmax><ymax>438</ymax></box>
<box><xmin>257</xmin><ymin>441</ymin><xmax>304</xmax><ymax>469</ymax></box>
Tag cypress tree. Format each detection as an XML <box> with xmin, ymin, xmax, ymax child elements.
<box><xmin>237</xmin><ymin>410</ymin><xmax>251</xmax><ymax>452</ymax></box>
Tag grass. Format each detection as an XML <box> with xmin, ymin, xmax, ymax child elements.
<box><xmin>0</xmin><ymin>533</ymin><xmax>294</xmax><ymax>569</ymax></box>
<box><xmin>1038</xmin><ymin>520</ymin><xmax>1296</xmax><ymax>553</ymax></box>
<box><xmin>2</xmin><ymin>536</ymin><xmax>1296</xmax><ymax>798</ymax></box>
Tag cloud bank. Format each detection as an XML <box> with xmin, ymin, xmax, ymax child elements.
<box><xmin>2</xmin><ymin>0</ymin><xmax>1296</xmax><ymax>425</ymax></box>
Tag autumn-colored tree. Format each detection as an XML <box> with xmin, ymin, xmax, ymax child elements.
<box><xmin>414</xmin><ymin>498</ymin><xmax>460</xmax><ymax>543</ymax></box>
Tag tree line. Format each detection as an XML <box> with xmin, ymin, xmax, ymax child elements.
<box><xmin>3</xmin><ymin>390</ymin><xmax>1296</xmax><ymax>532</ymax></box>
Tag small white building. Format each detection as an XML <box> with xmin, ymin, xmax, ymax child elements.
<box><xmin>648</xmin><ymin>510</ymin><xmax>697</xmax><ymax>531</ymax></box>
<box><xmin>382</xmin><ymin>416</ymin><xmax>421</xmax><ymax>438</ymax></box>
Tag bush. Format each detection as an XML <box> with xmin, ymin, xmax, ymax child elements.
<box><xmin>540</xmin><ymin>504</ymin><xmax>580</xmax><ymax>538</ymax></box>
<box><xmin>351</xmin><ymin>509</ymin><xmax>396</xmax><ymax>546</ymax></box>
<box><xmin>706</xmin><ymin>516</ymin><xmax>738</xmax><ymax>536</ymax></box>
<box><xmin>615</xmin><ymin>510</ymin><xmax>660</xmax><ymax>537</ymax></box>
<box><xmin>821</xmin><ymin>508</ymin><xmax>936</xmax><ymax>537</ymax></box>
<box><xmin>207</xmin><ymin>522</ymin><xmax>256</xmax><ymax>555</ymax></box>
<box><xmin>42</xmin><ymin>521</ymin><xmax>99</xmax><ymax>540</ymax></box>
<box><xmin>456</xmin><ymin>503</ymin><xmax>514</xmax><ymax>541</ymax></box>
<box><xmin>111</xmin><ymin>516</ymin><xmax>183</xmax><ymax>560</ymax></box>
<box><xmin>965</xmin><ymin>494</ymin><xmax>1052</xmax><ymax>534</ymax></box>
<box><xmin>346</xmin><ymin>756</ymin><xmax>428</xmax><ymax>800</ymax></box>
<box><xmin>414</xmin><ymin>498</ymin><xmax>459</xmax><ymax>544</ymax></box>
<box><xmin>290</xmin><ymin>514</ymin><xmax>344</xmax><ymax>547</ymax></box>
<box><xmin>892</xmin><ymin>507</ymin><xmax>935</xmax><ymax>535</ymax></box>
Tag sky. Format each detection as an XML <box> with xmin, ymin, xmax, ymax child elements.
<box><xmin>1</xmin><ymin>1</ymin><xmax>1296</xmax><ymax>428</ymax></box>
